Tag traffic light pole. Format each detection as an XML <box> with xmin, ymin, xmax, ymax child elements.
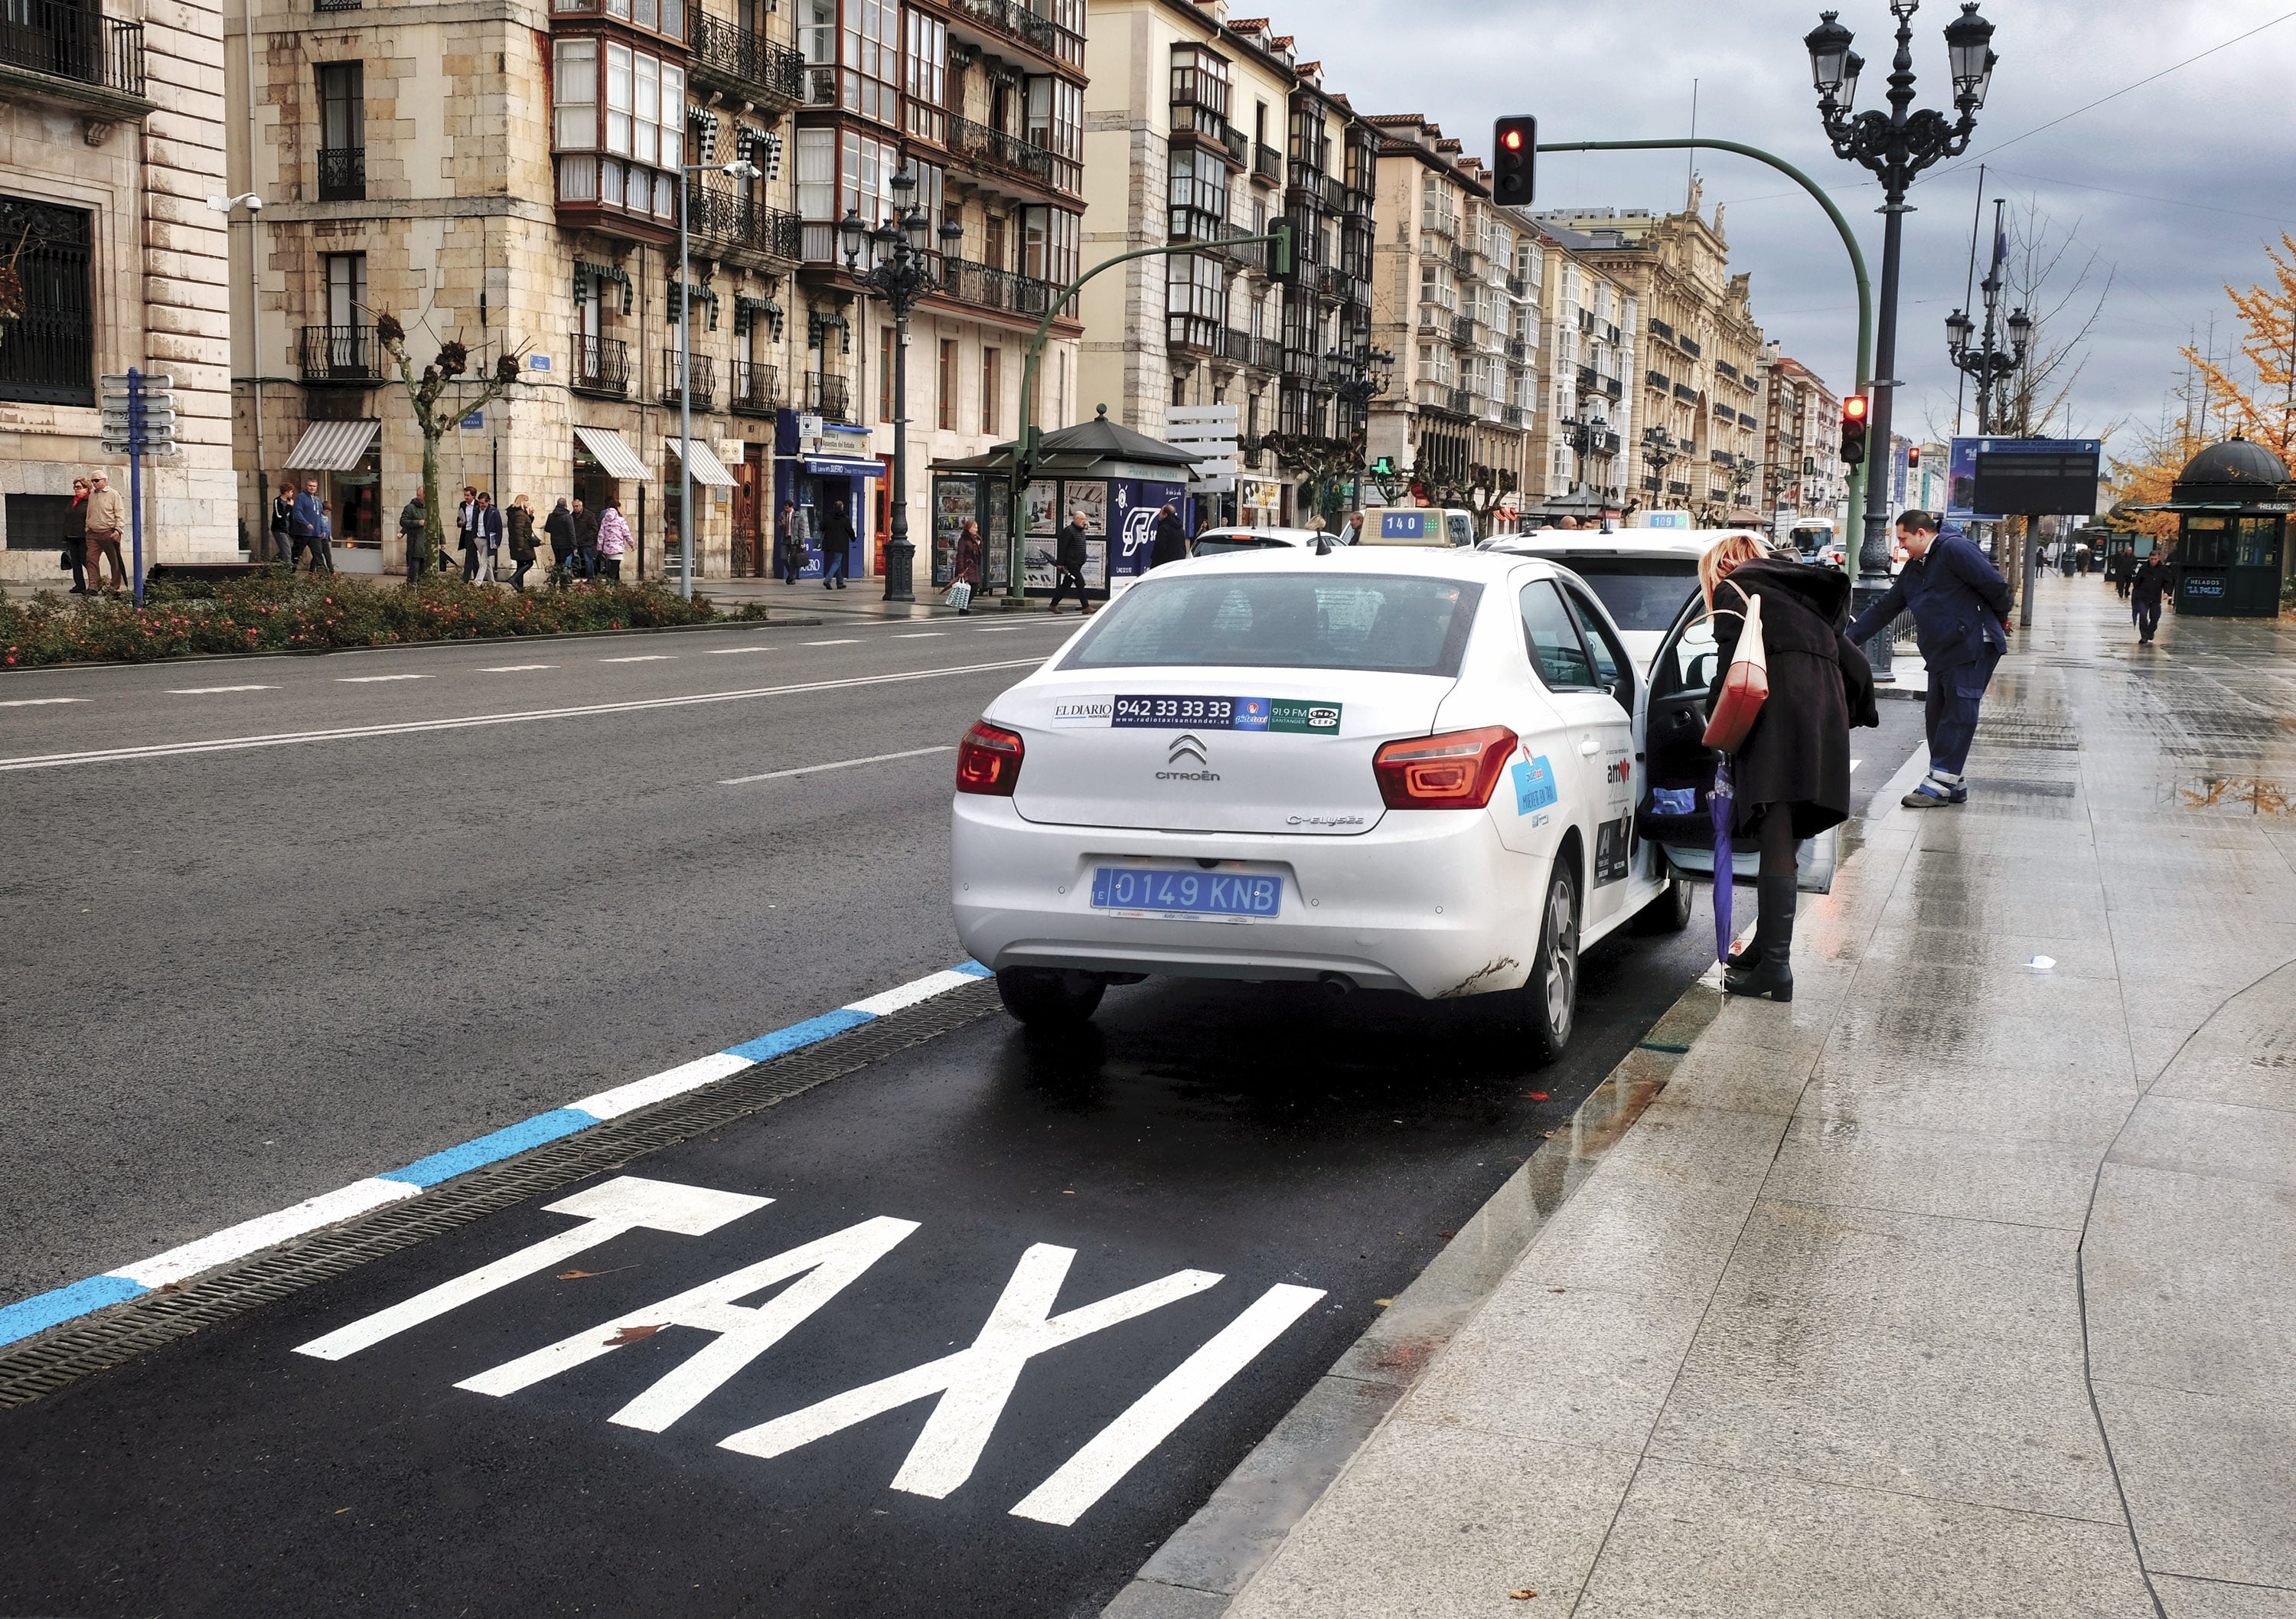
<box><xmin>1535</xmin><ymin>137</ymin><xmax>1874</xmax><ymax>590</ymax></box>
<box><xmin>1004</xmin><ymin>227</ymin><xmax>1292</xmax><ymax>606</ymax></box>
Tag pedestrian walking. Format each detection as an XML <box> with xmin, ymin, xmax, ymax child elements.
<box><xmin>1149</xmin><ymin>502</ymin><xmax>1188</xmax><ymax>567</ymax></box>
<box><xmin>400</xmin><ymin>489</ymin><xmax>429</xmax><ymax>579</ymax></box>
<box><xmin>776</xmin><ymin>501</ymin><xmax>803</xmax><ymax>583</ymax></box>
<box><xmin>820</xmin><ymin>499</ymin><xmax>853</xmax><ymax>589</ymax></box>
<box><xmin>543</xmin><ymin>496</ymin><xmax>576</xmax><ymax>586</ymax></box>
<box><xmin>269</xmin><ymin>481</ymin><xmax>295</xmax><ymax>565</ymax></box>
<box><xmin>1847</xmin><ymin>509</ymin><xmax>2014</xmax><ymax>810</ymax></box>
<box><xmin>83</xmin><ymin>469</ymin><xmax>129</xmax><ymax>594</ymax></box>
<box><xmin>61</xmin><ymin>475</ymin><xmax>90</xmax><ymax>593</ymax></box>
<box><xmin>473</xmin><ymin>493</ymin><xmax>504</xmax><ymax>583</ymax></box>
<box><xmin>311</xmin><ymin>500</ymin><xmax>337</xmax><ymax>573</ymax></box>
<box><xmin>1050</xmin><ymin>508</ymin><xmax>1094</xmax><ymax>613</ymax></box>
<box><xmin>288</xmin><ymin>477</ymin><xmax>326</xmax><ymax>571</ymax></box>
<box><xmin>595</xmin><ymin>498</ymin><xmax>631</xmax><ymax>581</ymax></box>
<box><xmin>573</xmin><ymin>497</ymin><xmax>599</xmax><ymax>582</ymax></box>
<box><xmin>458</xmin><ymin>486</ymin><xmax>484</xmax><ymax>580</ymax></box>
<box><xmin>2131</xmin><ymin>551</ymin><xmax>2170</xmax><ymax>648</ymax></box>
<box><xmin>947</xmin><ymin>517</ymin><xmax>983</xmax><ymax>615</ymax></box>
<box><xmin>507</xmin><ymin>495</ymin><xmax>537</xmax><ymax>591</ymax></box>
<box><xmin>2076</xmin><ymin>542</ymin><xmax>2092</xmax><ymax>577</ymax></box>
<box><xmin>1702</xmin><ymin>533</ymin><xmax>1878</xmax><ymax>1003</ymax></box>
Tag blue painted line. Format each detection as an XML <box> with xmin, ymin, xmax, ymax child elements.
<box><xmin>379</xmin><ymin>1108</ymin><xmax>599</xmax><ymax>1188</ymax></box>
<box><xmin>0</xmin><ymin>1275</ymin><xmax>150</xmax><ymax>1347</ymax></box>
<box><xmin>2</xmin><ymin>963</ymin><xmax>993</xmax><ymax>1351</ymax></box>
<box><xmin>722</xmin><ymin>1007</ymin><xmax>874</xmax><ymax>1065</ymax></box>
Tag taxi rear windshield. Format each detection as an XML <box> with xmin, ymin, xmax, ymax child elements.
<box><xmin>1060</xmin><ymin>574</ymin><xmax>1482</xmax><ymax>677</ymax></box>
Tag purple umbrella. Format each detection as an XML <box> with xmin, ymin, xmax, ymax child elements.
<box><xmin>1711</xmin><ymin>756</ymin><xmax>1735</xmax><ymax>967</ymax></box>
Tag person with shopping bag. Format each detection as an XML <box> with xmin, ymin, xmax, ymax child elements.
<box><xmin>947</xmin><ymin>517</ymin><xmax>983</xmax><ymax>615</ymax></box>
<box><xmin>1700</xmin><ymin>533</ymin><xmax>1877</xmax><ymax>1002</ymax></box>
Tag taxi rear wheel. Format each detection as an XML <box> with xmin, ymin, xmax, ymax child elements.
<box><xmin>1632</xmin><ymin>870</ymin><xmax>1695</xmax><ymax>935</ymax></box>
<box><xmin>996</xmin><ymin>966</ymin><xmax>1107</xmax><ymax>1028</ymax></box>
<box><xmin>1523</xmin><ymin>862</ymin><xmax>1580</xmax><ymax>1064</ymax></box>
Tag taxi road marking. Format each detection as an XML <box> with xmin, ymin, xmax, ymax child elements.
<box><xmin>336</xmin><ymin>673</ymin><xmax>429</xmax><ymax>684</ymax></box>
<box><xmin>168</xmin><ymin>684</ymin><xmax>279</xmax><ymax>694</ymax></box>
<box><xmin>0</xmin><ymin>697</ymin><xmax>90</xmax><ymax>706</ymax></box>
<box><xmin>600</xmin><ymin>654</ymin><xmax>674</xmax><ymax>663</ymax></box>
<box><xmin>804</xmin><ymin>638</ymin><xmax>861</xmax><ymax>646</ymax></box>
<box><xmin>481</xmin><ymin>664</ymin><xmax>555</xmax><ymax>673</ymax></box>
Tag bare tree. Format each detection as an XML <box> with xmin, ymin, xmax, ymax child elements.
<box><xmin>376</xmin><ymin>313</ymin><xmax>527</xmax><ymax>563</ymax></box>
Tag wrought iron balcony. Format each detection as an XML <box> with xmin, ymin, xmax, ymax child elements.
<box><xmin>732</xmin><ymin>360</ymin><xmax>780</xmax><ymax>415</ymax></box>
<box><xmin>687</xmin><ymin>10</ymin><xmax>803</xmax><ymax>104</ymax></box>
<box><xmin>1673</xmin><ymin>383</ymin><xmax>1699</xmax><ymax>404</ymax></box>
<box><xmin>1678</xmin><ymin>334</ymin><xmax>1701</xmax><ymax>357</ymax></box>
<box><xmin>940</xmin><ymin>259</ymin><xmax>1064</xmax><ymax>323</ymax></box>
<box><xmin>1646</xmin><ymin>369</ymin><xmax>1671</xmax><ymax>391</ymax></box>
<box><xmin>804</xmin><ymin>371</ymin><xmax>852</xmax><ymax>423</ymax></box>
<box><xmin>1219</xmin><ymin>123</ymin><xmax>1249</xmax><ymax>166</ymax></box>
<box><xmin>947</xmin><ymin>113</ymin><xmax>1078</xmax><ymax>196</ymax></box>
<box><xmin>1219</xmin><ymin>328</ymin><xmax>1282</xmax><ymax>374</ymax></box>
<box><xmin>685</xmin><ymin>179</ymin><xmax>802</xmax><ymax>262</ymax></box>
<box><xmin>0</xmin><ymin>1</ymin><xmax>146</xmax><ymax>102</ymax></box>
<box><xmin>1252</xmin><ymin>142</ymin><xmax>1282</xmax><ymax>185</ymax></box>
<box><xmin>317</xmin><ymin>146</ymin><xmax>364</xmax><ymax>202</ymax></box>
<box><xmin>947</xmin><ymin>0</ymin><xmax>1081</xmax><ymax>69</ymax></box>
<box><xmin>571</xmin><ymin>333</ymin><xmax>631</xmax><ymax>397</ymax></box>
<box><xmin>1502</xmin><ymin>403</ymin><xmax>1525</xmax><ymax>428</ymax></box>
<box><xmin>1506</xmin><ymin>273</ymin><xmax>1529</xmax><ymax>297</ymax></box>
<box><xmin>298</xmin><ymin>325</ymin><xmax>378</xmax><ymax>384</ymax></box>
<box><xmin>1449</xmin><ymin>315</ymin><xmax>1475</xmax><ymax>349</ymax></box>
<box><xmin>1446</xmin><ymin>386</ymin><xmax>1473</xmax><ymax>417</ymax></box>
<box><xmin>1507</xmin><ymin>338</ymin><xmax>1528</xmax><ymax>362</ymax></box>
<box><xmin>660</xmin><ymin>348</ymin><xmax>714</xmax><ymax>408</ymax></box>
<box><xmin>1450</xmin><ymin>243</ymin><xmax>1474</xmax><ymax>276</ymax></box>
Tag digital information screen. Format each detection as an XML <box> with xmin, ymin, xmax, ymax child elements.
<box><xmin>1971</xmin><ymin>443</ymin><xmax>2101</xmax><ymax>517</ymax></box>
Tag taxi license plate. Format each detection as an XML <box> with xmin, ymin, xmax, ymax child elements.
<box><xmin>1090</xmin><ymin>867</ymin><xmax>1281</xmax><ymax>919</ymax></box>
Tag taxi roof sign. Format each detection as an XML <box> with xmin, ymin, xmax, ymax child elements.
<box><xmin>1360</xmin><ymin>509</ymin><xmax>1465</xmax><ymax>547</ymax></box>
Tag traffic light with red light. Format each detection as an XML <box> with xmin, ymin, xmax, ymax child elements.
<box><xmin>1492</xmin><ymin>116</ymin><xmax>1537</xmax><ymax>207</ymax></box>
<box><xmin>1906</xmin><ymin>444</ymin><xmax>1921</xmax><ymax>467</ymax></box>
<box><xmin>1840</xmin><ymin>393</ymin><xmax>1870</xmax><ymax>466</ymax></box>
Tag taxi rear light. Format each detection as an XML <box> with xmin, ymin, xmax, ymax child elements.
<box><xmin>1373</xmin><ymin>725</ymin><xmax>1518</xmax><ymax>809</ymax></box>
<box><xmin>957</xmin><ymin>720</ymin><xmax>1024</xmax><ymax>795</ymax></box>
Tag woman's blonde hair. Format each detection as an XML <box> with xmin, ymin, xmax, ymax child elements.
<box><xmin>514</xmin><ymin>493</ymin><xmax>532</xmax><ymax>511</ymax></box>
<box><xmin>1699</xmin><ymin>531</ymin><xmax>1771</xmax><ymax>611</ymax></box>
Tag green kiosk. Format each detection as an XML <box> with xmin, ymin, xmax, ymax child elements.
<box><xmin>2141</xmin><ymin>436</ymin><xmax>2293</xmax><ymax>619</ymax></box>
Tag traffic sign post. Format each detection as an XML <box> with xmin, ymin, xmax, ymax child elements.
<box><xmin>1164</xmin><ymin>403</ymin><xmax>1241</xmax><ymax>508</ymax></box>
<box><xmin>99</xmin><ymin>368</ymin><xmax>177</xmax><ymax>606</ymax></box>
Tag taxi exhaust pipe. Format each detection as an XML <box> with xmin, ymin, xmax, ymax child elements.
<box><xmin>1317</xmin><ymin>972</ymin><xmax>1357</xmax><ymax>997</ymax></box>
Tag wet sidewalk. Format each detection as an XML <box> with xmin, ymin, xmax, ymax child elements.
<box><xmin>1190</xmin><ymin>577</ymin><xmax>2296</xmax><ymax>1617</ymax></box>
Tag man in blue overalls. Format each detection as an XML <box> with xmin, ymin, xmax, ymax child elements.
<box><xmin>1847</xmin><ymin>510</ymin><xmax>2015</xmax><ymax>808</ymax></box>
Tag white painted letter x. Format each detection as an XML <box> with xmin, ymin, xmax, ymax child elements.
<box><xmin>293</xmin><ymin>1177</ymin><xmax>770</xmax><ymax>1362</ymax></box>
<box><xmin>718</xmin><ymin>1243</ymin><xmax>1220</xmax><ymax>1499</ymax></box>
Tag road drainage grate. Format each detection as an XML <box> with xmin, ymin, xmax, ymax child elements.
<box><xmin>0</xmin><ymin>981</ymin><xmax>1003</xmax><ymax>1411</ymax></box>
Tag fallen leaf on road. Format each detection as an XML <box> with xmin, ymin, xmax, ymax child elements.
<box><xmin>1374</xmin><ymin>1298</ymin><xmax>1394</xmax><ymax>1307</ymax></box>
<box><xmin>1548</xmin><ymin>1288</ymin><xmax>1566</xmax><ymax>1294</ymax></box>
<box><xmin>334</xmin><ymin>1507</ymin><xmax>352</xmax><ymax>1515</ymax></box>
<box><xmin>1524</xmin><ymin>1092</ymin><xmax>1551</xmax><ymax>1101</ymax></box>
<box><xmin>606</xmin><ymin>1324</ymin><xmax>664</xmax><ymax>1346</ymax></box>
<box><xmin>1439</xmin><ymin>1231</ymin><xmax>1456</xmax><ymax>1239</ymax></box>
<box><xmin>1508</xmin><ymin>1590</ymin><xmax>1538</xmax><ymax>1600</ymax></box>
<box><xmin>556</xmin><ymin>1265</ymin><xmax>638</xmax><ymax>1281</ymax></box>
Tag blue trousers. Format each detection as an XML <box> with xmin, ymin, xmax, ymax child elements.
<box><xmin>1924</xmin><ymin>648</ymin><xmax>2000</xmax><ymax>779</ymax></box>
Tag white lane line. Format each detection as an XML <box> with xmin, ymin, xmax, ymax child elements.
<box><xmin>972</xmin><ymin>626</ymin><xmax>1026</xmax><ymax>633</ymax></box>
<box><xmin>600</xmin><ymin>654</ymin><xmax>674</xmax><ymax>664</ymax></box>
<box><xmin>0</xmin><ymin>659</ymin><xmax>1045</xmax><ymax>773</ymax></box>
<box><xmin>893</xmin><ymin>632</ymin><xmax>946</xmax><ymax>639</ymax></box>
<box><xmin>0</xmin><ymin>697</ymin><xmax>90</xmax><ymax>707</ymax></box>
<box><xmin>167</xmin><ymin>684</ymin><xmax>277</xmax><ymax>694</ymax></box>
<box><xmin>481</xmin><ymin>664</ymin><xmax>556</xmax><ymax>673</ymax></box>
<box><xmin>705</xmin><ymin>646</ymin><xmax>773</xmax><ymax>654</ymax></box>
<box><xmin>337</xmin><ymin>674</ymin><xmax>430</xmax><ymax>684</ymax></box>
<box><xmin>720</xmin><ymin>745</ymin><xmax>953</xmax><ymax>786</ymax></box>
<box><xmin>804</xmin><ymin>638</ymin><xmax>861</xmax><ymax>647</ymax></box>
<box><xmin>1851</xmin><ymin>759</ymin><xmax>1862</xmax><ymax>772</ymax></box>
<box><xmin>1010</xmin><ymin>1282</ymin><xmax>1327</xmax><ymax>1526</ymax></box>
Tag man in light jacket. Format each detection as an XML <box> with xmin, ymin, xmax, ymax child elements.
<box><xmin>1846</xmin><ymin>510</ymin><xmax>2014</xmax><ymax>809</ymax></box>
<box><xmin>83</xmin><ymin>469</ymin><xmax>129</xmax><ymax>593</ymax></box>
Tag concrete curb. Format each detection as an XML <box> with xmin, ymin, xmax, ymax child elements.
<box><xmin>1103</xmin><ymin>984</ymin><xmax>1727</xmax><ymax>1617</ymax></box>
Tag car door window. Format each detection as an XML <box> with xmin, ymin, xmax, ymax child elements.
<box><xmin>1518</xmin><ymin>579</ymin><xmax>1600</xmax><ymax>691</ymax></box>
<box><xmin>1446</xmin><ymin>514</ymin><xmax>1475</xmax><ymax>547</ymax></box>
<box><xmin>1560</xmin><ymin>586</ymin><xmax>1632</xmax><ymax>713</ymax></box>
<box><xmin>1652</xmin><ymin>611</ymin><xmax>1720</xmax><ymax>700</ymax></box>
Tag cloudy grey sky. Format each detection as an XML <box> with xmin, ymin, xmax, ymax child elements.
<box><xmin>1290</xmin><ymin>0</ymin><xmax>2296</xmax><ymax>449</ymax></box>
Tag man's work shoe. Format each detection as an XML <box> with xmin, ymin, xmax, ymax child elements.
<box><xmin>1901</xmin><ymin>781</ymin><xmax>1968</xmax><ymax>808</ymax></box>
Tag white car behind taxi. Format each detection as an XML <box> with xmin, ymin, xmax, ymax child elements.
<box><xmin>950</xmin><ymin>545</ymin><xmax>1699</xmax><ymax>1059</ymax></box>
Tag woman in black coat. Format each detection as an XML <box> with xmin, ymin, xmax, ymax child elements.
<box><xmin>1703</xmin><ymin>534</ymin><xmax>1878</xmax><ymax>1000</ymax></box>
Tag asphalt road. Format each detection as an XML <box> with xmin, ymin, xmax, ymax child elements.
<box><xmin>0</xmin><ymin>622</ymin><xmax>1926</xmax><ymax>1618</ymax></box>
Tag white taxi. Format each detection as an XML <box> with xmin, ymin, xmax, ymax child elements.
<box><xmin>950</xmin><ymin>545</ymin><xmax>1698</xmax><ymax>1059</ymax></box>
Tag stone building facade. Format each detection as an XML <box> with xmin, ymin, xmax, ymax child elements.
<box><xmin>1533</xmin><ymin>184</ymin><xmax>1766</xmax><ymax>523</ymax></box>
<box><xmin>1078</xmin><ymin>1</ymin><xmax>1376</xmax><ymax>530</ymax></box>
<box><xmin>1365</xmin><ymin>116</ymin><xmax>1535</xmax><ymax>529</ymax></box>
<box><xmin>1516</xmin><ymin>217</ymin><xmax>1636</xmax><ymax>517</ymax></box>
<box><xmin>223</xmin><ymin>0</ymin><xmax>1083</xmax><ymax>583</ymax></box>
<box><xmin>1760</xmin><ymin>344</ymin><xmax>1846</xmax><ymax>526</ymax></box>
<box><xmin>1</xmin><ymin>0</ymin><xmax>236</xmax><ymax>583</ymax></box>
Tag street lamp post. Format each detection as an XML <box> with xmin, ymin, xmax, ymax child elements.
<box><xmin>1806</xmin><ymin>0</ymin><xmax>1997</xmax><ymax>670</ymax></box>
<box><xmin>1561</xmin><ymin>407</ymin><xmax>1611</xmax><ymax>506</ymax></box>
<box><xmin>840</xmin><ymin>169</ymin><xmax>965</xmax><ymax>605</ymax></box>
<box><xmin>675</xmin><ymin>155</ymin><xmax>761</xmax><ymax>600</ymax></box>
<box><xmin>1324</xmin><ymin>318</ymin><xmax>1394</xmax><ymax>517</ymax></box>
<box><xmin>1642</xmin><ymin>424</ymin><xmax>1679</xmax><ymax>508</ymax></box>
<box><xmin>1945</xmin><ymin>220</ymin><xmax>2030</xmax><ymax>435</ymax></box>
<box><xmin>207</xmin><ymin>191</ymin><xmax>266</xmax><ymax>557</ymax></box>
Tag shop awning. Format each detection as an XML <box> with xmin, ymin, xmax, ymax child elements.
<box><xmin>802</xmin><ymin>455</ymin><xmax>885</xmax><ymax>478</ymax></box>
<box><xmin>572</xmin><ymin>425</ymin><xmax>652</xmax><ymax>481</ymax></box>
<box><xmin>285</xmin><ymin>419</ymin><xmax>379</xmax><ymax>472</ymax></box>
<box><xmin>665</xmin><ymin>436</ymin><xmax>736</xmax><ymax>487</ymax></box>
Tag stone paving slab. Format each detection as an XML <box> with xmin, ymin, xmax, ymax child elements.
<box><xmin>1212</xmin><ymin>579</ymin><xmax>2296</xmax><ymax>1619</ymax></box>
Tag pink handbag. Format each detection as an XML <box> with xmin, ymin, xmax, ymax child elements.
<box><xmin>1702</xmin><ymin>582</ymin><xmax>1770</xmax><ymax>752</ymax></box>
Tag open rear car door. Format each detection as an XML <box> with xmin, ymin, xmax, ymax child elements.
<box><xmin>1636</xmin><ymin>597</ymin><xmax>1838</xmax><ymax>895</ymax></box>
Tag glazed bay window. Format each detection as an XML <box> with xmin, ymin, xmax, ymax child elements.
<box><xmin>1169</xmin><ymin>44</ymin><xmax>1228</xmax><ymax>139</ymax></box>
<box><xmin>1166</xmin><ymin>252</ymin><xmax>1225</xmax><ymax>350</ymax></box>
<box><xmin>550</xmin><ymin>0</ymin><xmax>683</xmax><ymax>42</ymax></box>
<box><xmin>552</xmin><ymin>37</ymin><xmax>683</xmax><ymax>220</ymax></box>
<box><xmin>1167</xmin><ymin>149</ymin><xmax>1228</xmax><ymax>244</ymax></box>
<box><xmin>1017</xmin><ymin>204</ymin><xmax>1077</xmax><ymax>286</ymax></box>
<box><xmin>1024</xmin><ymin>76</ymin><xmax>1081</xmax><ymax>192</ymax></box>
<box><xmin>902</xmin><ymin>8</ymin><xmax>945</xmax><ymax>142</ymax></box>
<box><xmin>843</xmin><ymin>0</ymin><xmax>896</xmax><ymax>125</ymax></box>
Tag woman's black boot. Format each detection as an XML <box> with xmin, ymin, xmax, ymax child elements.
<box><xmin>1724</xmin><ymin>874</ymin><xmax>1799</xmax><ymax>1001</ymax></box>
